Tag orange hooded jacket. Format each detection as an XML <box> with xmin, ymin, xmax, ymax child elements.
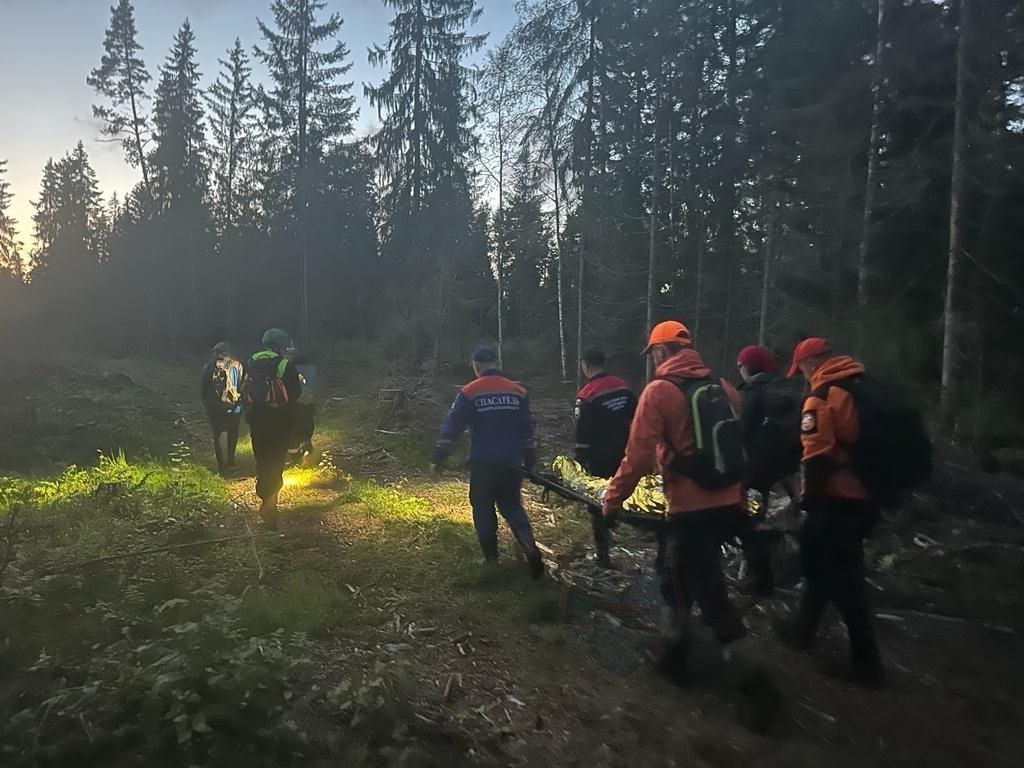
<box><xmin>801</xmin><ymin>356</ymin><xmax>868</xmax><ymax>500</ymax></box>
<box><xmin>603</xmin><ymin>349</ymin><xmax>743</xmax><ymax>515</ymax></box>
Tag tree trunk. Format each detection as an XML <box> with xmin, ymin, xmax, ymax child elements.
<box><xmin>123</xmin><ymin>40</ymin><xmax>151</xmax><ymax>201</ymax></box>
<box><xmin>496</xmin><ymin>100</ymin><xmax>505</xmax><ymax>369</ymax></box>
<box><xmin>941</xmin><ymin>0</ymin><xmax>971</xmax><ymax>426</ymax></box>
<box><xmin>694</xmin><ymin>223</ymin><xmax>704</xmax><ymax>344</ymax></box>
<box><xmin>298</xmin><ymin>1</ymin><xmax>310</xmax><ymax>348</ymax></box>
<box><xmin>645</xmin><ymin>93</ymin><xmax>659</xmax><ymax>383</ymax></box>
<box><xmin>576</xmin><ymin>244</ymin><xmax>585</xmax><ymax>386</ymax></box>
<box><xmin>719</xmin><ymin>0</ymin><xmax>740</xmax><ymax>371</ymax></box>
<box><xmin>856</xmin><ymin>0</ymin><xmax>886</xmax><ymax>354</ymax></box>
<box><xmin>550</xmin><ymin>117</ymin><xmax>568</xmax><ymax>382</ymax></box>
<box><xmin>577</xmin><ymin>12</ymin><xmax>597</xmax><ymax>388</ymax></box>
<box><xmin>759</xmin><ymin>209</ymin><xmax>775</xmax><ymax>347</ymax></box>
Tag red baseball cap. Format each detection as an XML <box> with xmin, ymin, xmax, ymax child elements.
<box><xmin>787</xmin><ymin>337</ymin><xmax>832</xmax><ymax>377</ymax></box>
<box><xmin>737</xmin><ymin>345</ymin><xmax>779</xmax><ymax>375</ymax></box>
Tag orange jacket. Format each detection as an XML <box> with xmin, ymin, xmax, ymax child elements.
<box><xmin>800</xmin><ymin>356</ymin><xmax>868</xmax><ymax>500</ymax></box>
<box><xmin>603</xmin><ymin>349</ymin><xmax>743</xmax><ymax>515</ymax></box>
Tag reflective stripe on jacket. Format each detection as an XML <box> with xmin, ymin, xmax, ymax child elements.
<box><xmin>432</xmin><ymin>370</ymin><xmax>536</xmax><ymax>466</ymax></box>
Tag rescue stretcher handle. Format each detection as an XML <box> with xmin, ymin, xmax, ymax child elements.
<box><xmin>516</xmin><ymin>467</ymin><xmax>666</xmax><ymax>532</ymax></box>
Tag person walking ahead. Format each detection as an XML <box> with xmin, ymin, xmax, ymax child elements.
<box><xmin>200</xmin><ymin>341</ymin><xmax>243</xmax><ymax>475</ymax></box>
<box><xmin>241</xmin><ymin>328</ymin><xmax>302</xmax><ymax>526</ymax></box>
<box><xmin>774</xmin><ymin>337</ymin><xmax>885</xmax><ymax>687</ymax></box>
<box><xmin>431</xmin><ymin>345</ymin><xmax>544</xmax><ymax>578</ymax></box>
<box><xmin>574</xmin><ymin>347</ymin><xmax>637</xmax><ymax>479</ymax></box>
<box><xmin>603</xmin><ymin>321</ymin><xmax>748</xmax><ymax>671</ymax></box>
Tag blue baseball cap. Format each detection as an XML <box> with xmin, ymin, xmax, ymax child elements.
<box><xmin>472</xmin><ymin>345</ymin><xmax>498</xmax><ymax>364</ymax></box>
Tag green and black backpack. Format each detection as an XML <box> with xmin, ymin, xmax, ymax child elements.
<box><xmin>665</xmin><ymin>377</ymin><xmax>748</xmax><ymax>490</ymax></box>
<box><xmin>240</xmin><ymin>352</ymin><xmax>291</xmax><ymax>414</ymax></box>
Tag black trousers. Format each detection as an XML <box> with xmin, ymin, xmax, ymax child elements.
<box><xmin>289</xmin><ymin>403</ymin><xmax>315</xmax><ymax>450</ymax></box>
<box><xmin>660</xmin><ymin>506</ymin><xmax>748</xmax><ymax>644</ymax></box>
<box><xmin>207</xmin><ymin>407</ymin><xmax>240</xmax><ymax>472</ymax></box>
<box><xmin>467</xmin><ymin>462</ymin><xmax>531</xmax><ymax>540</ymax></box>
<box><xmin>249</xmin><ymin>415</ymin><xmax>292</xmax><ymax>500</ymax></box>
<box><xmin>798</xmin><ymin>499</ymin><xmax>881</xmax><ymax>668</ymax></box>
<box><xmin>740</xmin><ymin>480</ymin><xmax>796</xmax><ymax>591</ymax></box>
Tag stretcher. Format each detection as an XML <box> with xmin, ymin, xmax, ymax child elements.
<box><xmin>518</xmin><ymin>459</ymin><xmax>667</xmax><ymax>565</ymax></box>
<box><xmin>520</xmin><ymin>458</ymin><xmax>797</xmax><ymax>568</ymax></box>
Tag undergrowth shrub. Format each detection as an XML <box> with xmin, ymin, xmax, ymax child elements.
<box><xmin>2</xmin><ymin>586</ymin><xmax>312</xmax><ymax>767</ymax></box>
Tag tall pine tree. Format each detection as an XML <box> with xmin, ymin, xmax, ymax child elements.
<box><xmin>88</xmin><ymin>0</ymin><xmax>152</xmax><ymax>203</ymax></box>
<box><xmin>366</xmin><ymin>0</ymin><xmax>486</xmax><ymax>231</ymax></box>
<box><xmin>367</xmin><ymin>0</ymin><xmax>486</xmax><ymax>363</ymax></box>
<box><xmin>206</xmin><ymin>39</ymin><xmax>257</xmax><ymax>234</ymax></box>
<box><xmin>151</xmin><ymin>20</ymin><xmax>207</xmax><ymax>208</ymax></box>
<box><xmin>255</xmin><ymin>0</ymin><xmax>359</xmax><ymax>344</ymax></box>
<box><xmin>0</xmin><ymin>160</ymin><xmax>24</xmax><ymax>281</ymax></box>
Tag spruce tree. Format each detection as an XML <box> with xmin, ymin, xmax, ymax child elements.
<box><xmin>151</xmin><ymin>20</ymin><xmax>207</xmax><ymax>208</ymax></box>
<box><xmin>0</xmin><ymin>160</ymin><xmax>24</xmax><ymax>281</ymax></box>
<box><xmin>88</xmin><ymin>0</ymin><xmax>152</xmax><ymax>202</ymax></box>
<box><xmin>206</xmin><ymin>39</ymin><xmax>256</xmax><ymax>232</ymax></box>
<box><xmin>255</xmin><ymin>0</ymin><xmax>359</xmax><ymax>343</ymax></box>
<box><xmin>366</xmin><ymin>0</ymin><xmax>486</xmax><ymax>222</ymax></box>
<box><xmin>31</xmin><ymin>143</ymin><xmax>105</xmax><ymax>275</ymax></box>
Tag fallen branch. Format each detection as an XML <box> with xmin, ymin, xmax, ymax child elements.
<box><xmin>797</xmin><ymin>701</ymin><xmax>837</xmax><ymax>725</ymax></box>
<box><xmin>882</xmin><ymin>608</ymin><xmax>1017</xmax><ymax>636</ymax></box>
<box><xmin>76</xmin><ymin>531</ymin><xmax>281</xmax><ymax>568</ymax></box>
<box><xmin>443</xmin><ymin>673</ymin><xmax>459</xmax><ymax>702</ymax></box>
<box><xmin>985</xmin><ymin>487</ymin><xmax>1024</xmax><ymax>527</ymax></box>
<box><xmin>243</xmin><ymin>514</ymin><xmax>265</xmax><ymax>582</ymax></box>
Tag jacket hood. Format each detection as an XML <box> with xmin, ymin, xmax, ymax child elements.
<box><xmin>810</xmin><ymin>355</ymin><xmax>865</xmax><ymax>389</ymax></box>
<box><xmin>655</xmin><ymin>348</ymin><xmax>710</xmax><ymax>380</ymax></box>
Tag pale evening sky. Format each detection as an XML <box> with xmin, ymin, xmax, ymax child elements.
<box><xmin>0</xmin><ymin>0</ymin><xmax>517</xmax><ymax>249</ymax></box>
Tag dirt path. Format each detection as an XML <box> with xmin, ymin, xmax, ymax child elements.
<box><xmin>215</xmin><ymin>361</ymin><xmax>1024</xmax><ymax>768</ymax></box>
<box><xmin>5</xmin><ymin>355</ymin><xmax>1024</xmax><ymax>767</ymax></box>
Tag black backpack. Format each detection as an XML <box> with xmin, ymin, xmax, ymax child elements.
<box><xmin>749</xmin><ymin>377</ymin><xmax>804</xmax><ymax>487</ymax></box>
<box><xmin>665</xmin><ymin>377</ymin><xmax>747</xmax><ymax>490</ymax></box>
<box><xmin>814</xmin><ymin>375</ymin><xmax>932</xmax><ymax>510</ymax></box>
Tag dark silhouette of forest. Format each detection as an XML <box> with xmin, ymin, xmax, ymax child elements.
<box><xmin>1</xmin><ymin>0</ymin><xmax>1022</xmax><ymax>444</ymax></box>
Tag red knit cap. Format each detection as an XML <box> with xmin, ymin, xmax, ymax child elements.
<box><xmin>737</xmin><ymin>345</ymin><xmax>779</xmax><ymax>375</ymax></box>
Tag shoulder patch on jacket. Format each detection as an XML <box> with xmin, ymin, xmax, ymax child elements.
<box><xmin>801</xmin><ymin>411</ymin><xmax>817</xmax><ymax>434</ymax></box>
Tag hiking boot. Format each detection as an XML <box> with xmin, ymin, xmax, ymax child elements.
<box><xmin>512</xmin><ymin>526</ymin><xmax>545</xmax><ymax>580</ymax></box>
<box><xmin>259</xmin><ymin>492</ymin><xmax>280</xmax><ymax>530</ymax></box>
<box><xmin>594</xmin><ymin>551</ymin><xmax>616</xmax><ymax>570</ymax></box>
<box><xmin>648</xmin><ymin>633</ymin><xmax>691</xmax><ymax>683</ymax></box>
<box><xmin>819</xmin><ymin>654</ymin><xmax>887</xmax><ymax>689</ymax></box>
<box><xmin>772</xmin><ymin>615</ymin><xmax>815</xmax><ymax>654</ymax></box>
<box><xmin>479</xmin><ymin>535</ymin><xmax>499</xmax><ymax>564</ymax></box>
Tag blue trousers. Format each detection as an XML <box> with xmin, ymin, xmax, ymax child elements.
<box><xmin>468</xmin><ymin>463</ymin><xmax>531</xmax><ymax>540</ymax></box>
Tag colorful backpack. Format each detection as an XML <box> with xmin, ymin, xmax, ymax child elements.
<box><xmin>213</xmin><ymin>357</ymin><xmax>244</xmax><ymax>406</ymax></box>
<box><xmin>241</xmin><ymin>352</ymin><xmax>291</xmax><ymax>413</ymax></box>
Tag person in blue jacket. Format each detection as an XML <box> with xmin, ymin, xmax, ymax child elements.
<box><xmin>430</xmin><ymin>345</ymin><xmax>544</xmax><ymax>578</ymax></box>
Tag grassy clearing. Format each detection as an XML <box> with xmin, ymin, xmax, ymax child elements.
<box><xmin>0</xmin><ymin>452</ymin><xmax>362</xmax><ymax>766</ymax></box>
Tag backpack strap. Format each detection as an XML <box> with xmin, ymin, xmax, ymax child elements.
<box><xmin>655</xmin><ymin>375</ymin><xmax>713</xmax><ymax>469</ymax></box>
<box><xmin>276</xmin><ymin>358</ymin><xmax>288</xmax><ymax>378</ymax></box>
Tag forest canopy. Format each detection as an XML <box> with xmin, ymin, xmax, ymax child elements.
<box><xmin>1</xmin><ymin>0</ymin><xmax>1022</xmax><ymax>444</ymax></box>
